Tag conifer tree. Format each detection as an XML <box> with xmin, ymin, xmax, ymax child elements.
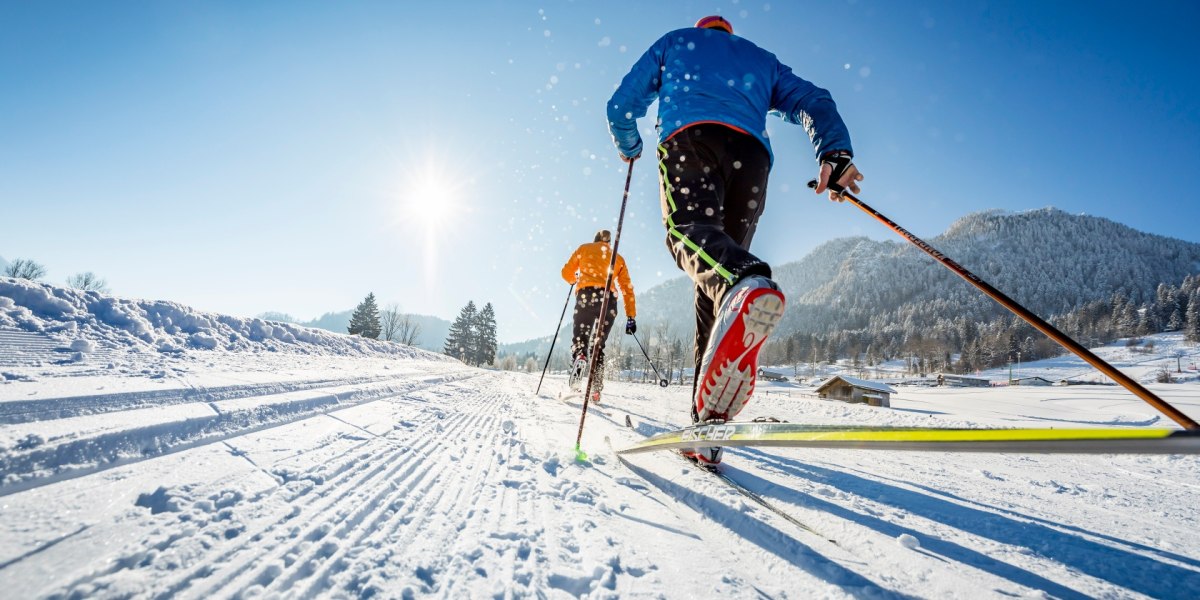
<box><xmin>444</xmin><ymin>301</ymin><xmax>478</xmax><ymax>362</ymax></box>
<box><xmin>474</xmin><ymin>303</ymin><xmax>498</xmax><ymax>366</ymax></box>
<box><xmin>348</xmin><ymin>293</ymin><xmax>382</xmax><ymax>339</ymax></box>
<box><xmin>1186</xmin><ymin>291</ymin><xmax>1200</xmax><ymax>343</ymax></box>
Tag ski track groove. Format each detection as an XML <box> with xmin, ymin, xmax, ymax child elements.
<box><xmin>288</xmin><ymin>385</ymin><xmax>503</xmax><ymax>597</ymax></box>
<box><xmin>0</xmin><ymin>369</ymin><xmax>481</xmax><ymax>498</ymax></box>
<box><xmin>195</xmin><ymin>377</ymin><xmax>502</xmax><ymax>598</ymax></box>
<box><xmin>46</xmin><ymin>374</ymin><xmax>489</xmax><ymax>599</ymax></box>
<box><xmin>0</xmin><ymin>374</ymin><xmax>401</xmax><ymax>424</ymax></box>
<box><xmin>180</xmin><ymin>393</ymin><xmax>489</xmax><ymax>598</ymax></box>
<box><xmin>331</xmin><ymin>382</ymin><xmax>516</xmax><ymax>597</ymax></box>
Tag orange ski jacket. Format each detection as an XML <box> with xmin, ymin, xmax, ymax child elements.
<box><xmin>561</xmin><ymin>241</ymin><xmax>637</xmax><ymax>318</ymax></box>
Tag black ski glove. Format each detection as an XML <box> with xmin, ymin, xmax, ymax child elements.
<box><xmin>625</xmin><ymin>318</ymin><xmax>637</xmax><ymax>335</ymax></box>
<box><xmin>820</xmin><ymin>150</ymin><xmax>854</xmax><ymax>193</ymax></box>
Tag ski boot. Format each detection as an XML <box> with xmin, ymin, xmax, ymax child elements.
<box><xmin>694</xmin><ymin>276</ymin><xmax>785</xmax><ymax>422</ymax></box>
<box><xmin>568</xmin><ymin>354</ymin><xmax>588</xmax><ymax>392</ymax></box>
<box><xmin>680</xmin><ymin>418</ymin><xmax>727</xmax><ymax>466</ymax></box>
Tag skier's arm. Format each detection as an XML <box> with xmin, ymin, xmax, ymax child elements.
<box><xmin>615</xmin><ymin>256</ymin><xmax>636</xmax><ymax>318</ymax></box>
<box><xmin>770</xmin><ymin>61</ymin><xmax>862</xmax><ymax>199</ymax></box>
<box><xmin>607</xmin><ymin>36</ymin><xmax>669</xmax><ymax>161</ymax></box>
<box><xmin>561</xmin><ymin>248</ymin><xmax>581</xmax><ymax>284</ymax></box>
<box><xmin>769</xmin><ymin>62</ymin><xmax>853</xmax><ymax>160</ymax></box>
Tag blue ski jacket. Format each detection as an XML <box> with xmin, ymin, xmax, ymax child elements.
<box><xmin>607</xmin><ymin>27</ymin><xmax>853</xmax><ymax>164</ymax></box>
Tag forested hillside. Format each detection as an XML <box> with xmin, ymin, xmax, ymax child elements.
<box><xmin>529</xmin><ymin>208</ymin><xmax>1200</xmax><ymax>376</ymax></box>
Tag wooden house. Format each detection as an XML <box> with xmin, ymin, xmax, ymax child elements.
<box><xmin>936</xmin><ymin>373</ymin><xmax>990</xmax><ymax>388</ymax></box>
<box><xmin>815</xmin><ymin>375</ymin><xmax>895</xmax><ymax>407</ymax></box>
<box><xmin>1010</xmin><ymin>376</ymin><xmax>1054</xmax><ymax>387</ymax></box>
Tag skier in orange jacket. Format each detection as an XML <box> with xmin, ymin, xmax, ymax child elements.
<box><xmin>560</xmin><ymin>229</ymin><xmax>637</xmax><ymax>400</ymax></box>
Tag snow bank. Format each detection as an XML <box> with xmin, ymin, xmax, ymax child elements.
<box><xmin>0</xmin><ymin>277</ymin><xmax>450</xmax><ymax>360</ymax></box>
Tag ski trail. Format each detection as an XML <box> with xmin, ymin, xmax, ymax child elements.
<box><xmin>0</xmin><ymin>369</ymin><xmax>480</xmax><ymax>497</ymax></box>
<box><xmin>177</xmin><ymin>383</ymin><xmax>494</xmax><ymax>597</ymax></box>
<box><xmin>30</xmin><ymin>373</ymin><xmax>488</xmax><ymax>599</ymax></box>
<box><xmin>287</xmin><ymin>382</ymin><xmax>505</xmax><ymax>597</ymax></box>
<box><xmin>310</xmin><ymin>372</ymin><xmax>591</xmax><ymax>597</ymax></box>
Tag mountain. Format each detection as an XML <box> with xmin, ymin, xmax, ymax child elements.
<box><xmin>774</xmin><ymin>208</ymin><xmax>1200</xmax><ymax>337</ymax></box>
<box><xmin>501</xmin><ymin>208</ymin><xmax>1200</xmax><ymax>369</ymax></box>
<box><xmin>582</xmin><ymin>208</ymin><xmax>1200</xmax><ymax>343</ymax></box>
<box><xmin>259</xmin><ymin>310</ymin><xmax>452</xmax><ymax>353</ymax></box>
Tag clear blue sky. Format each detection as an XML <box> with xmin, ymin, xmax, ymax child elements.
<box><xmin>3</xmin><ymin>1</ymin><xmax>1198</xmax><ymax>342</ymax></box>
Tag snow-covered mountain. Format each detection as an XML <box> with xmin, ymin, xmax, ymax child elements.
<box><xmin>508</xmin><ymin>208</ymin><xmax>1200</xmax><ymax>369</ymax></box>
<box><xmin>2</xmin><ymin>278</ymin><xmax>1199</xmax><ymax>597</ymax></box>
<box><xmin>633</xmin><ymin>207</ymin><xmax>1200</xmax><ymax>341</ymax></box>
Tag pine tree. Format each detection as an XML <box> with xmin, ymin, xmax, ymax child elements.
<box><xmin>444</xmin><ymin>301</ymin><xmax>478</xmax><ymax>362</ymax></box>
<box><xmin>1186</xmin><ymin>291</ymin><xmax>1200</xmax><ymax>343</ymax></box>
<box><xmin>474</xmin><ymin>302</ymin><xmax>498</xmax><ymax>366</ymax></box>
<box><xmin>348</xmin><ymin>293</ymin><xmax>382</xmax><ymax>339</ymax></box>
<box><xmin>1168</xmin><ymin>308</ymin><xmax>1185</xmax><ymax>332</ymax></box>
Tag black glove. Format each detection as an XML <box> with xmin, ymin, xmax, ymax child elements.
<box><xmin>820</xmin><ymin>150</ymin><xmax>854</xmax><ymax>193</ymax></box>
<box><xmin>625</xmin><ymin>318</ymin><xmax>637</xmax><ymax>335</ymax></box>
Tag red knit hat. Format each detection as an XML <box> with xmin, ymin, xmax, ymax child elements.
<box><xmin>695</xmin><ymin>15</ymin><xmax>733</xmax><ymax>34</ymax></box>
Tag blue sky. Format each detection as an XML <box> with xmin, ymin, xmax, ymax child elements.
<box><xmin>2</xmin><ymin>1</ymin><xmax>1198</xmax><ymax>343</ymax></box>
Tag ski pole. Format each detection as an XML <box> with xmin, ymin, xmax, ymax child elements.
<box><xmin>575</xmin><ymin>159</ymin><xmax>636</xmax><ymax>458</ymax></box>
<box><xmin>631</xmin><ymin>331</ymin><xmax>670</xmax><ymax>387</ymax></box>
<box><xmin>808</xmin><ymin>179</ymin><xmax>1200</xmax><ymax>430</ymax></box>
<box><xmin>535</xmin><ymin>283</ymin><xmax>575</xmax><ymax>396</ymax></box>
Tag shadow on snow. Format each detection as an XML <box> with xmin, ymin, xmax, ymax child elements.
<box><xmin>745</xmin><ymin>448</ymin><xmax>1200</xmax><ymax>599</ymax></box>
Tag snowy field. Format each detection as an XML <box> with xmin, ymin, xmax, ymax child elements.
<box><xmin>2</xmin><ymin>278</ymin><xmax>1200</xmax><ymax>599</ymax></box>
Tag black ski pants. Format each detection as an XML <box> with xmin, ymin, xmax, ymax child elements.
<box><xmin>570</xmin><ymin>286</ymin><xmax>619</xmax><ymax>379</ymax></box>
<box><xmin>656</xmin><ymin>124</ymin><xmax>772</xmax><ymax>401</ymax></box>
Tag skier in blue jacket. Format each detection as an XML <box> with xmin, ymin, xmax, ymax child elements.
<box><xmin>607</xmin><ymin>15</ymin><xmax>864</xmax><ymax>465</ymax></box>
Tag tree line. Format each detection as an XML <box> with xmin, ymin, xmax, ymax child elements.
<box><xmin>755</xmin><ymin>274</ymin><xmax>1200</xmax><ymax>377</ymax></box>
<box><xmin>495</xmin><ymin>272</ymin><xmax>1200</xmax><ymax>384</ymax></box>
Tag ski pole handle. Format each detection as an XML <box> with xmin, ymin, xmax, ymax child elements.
<box><xmin>807</xmin><ymin>179</ymin><xmax>844</xmax><ymax>195</ymax></box>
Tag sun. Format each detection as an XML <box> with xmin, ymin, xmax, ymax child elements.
<box><xmin>394</xmin><ymin>158</ymin><xmax>472</xmax><ymax>278</ymax></box>
<box><xmin>403</xmin><ymin>167</ymin><xmax>461</xmax><ymax>235</ymax></box>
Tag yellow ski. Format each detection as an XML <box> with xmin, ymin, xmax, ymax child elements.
<box><xmin>616</xmin><ymin>422</ymin><xmax>1200</xmax><ymax>455</ymax></box>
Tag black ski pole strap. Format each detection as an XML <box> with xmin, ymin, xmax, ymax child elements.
<box><xmin>819</xmin><ymin>150</ymin><xmax>853</xmax><ymax>193</ymax></box>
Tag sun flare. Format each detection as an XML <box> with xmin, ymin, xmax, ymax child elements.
<box><xmin>403</xmin><ymin>168</ymin><xmax>461</xmax><ymax>234</ymax></box>
<box><xmin>394</xmin><ymin>158</ymin><xmax>472</xmax><ymax>279</ymax></box>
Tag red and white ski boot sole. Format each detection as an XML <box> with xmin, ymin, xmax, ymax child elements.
<box><xmin>696</xmin><ymin>288</ymin><xmax>785</xmax><ymax>421</ymax></box>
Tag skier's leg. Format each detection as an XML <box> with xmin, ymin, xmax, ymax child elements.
<box><xmin>657</xmin><ymin>126</ymin><xmax>772</xmax><ymax>308</ymax></box>
<box><xmin>691</xmin><ymin>131</ymin><xmax>782</xmax><ymax>424</ymax></box>
<box><xmin>570</xmin><ymin>288</ymin><xmax>603</xmax><ymax>389</ymax></box>
<box><xmin>570</xmin><ymin>291</ymin><xmax>591</xmax><ymax>360</ymax></box>
<box><xmin>592</xmin><ymin>290</ymin><xmax>618</xmax><ymax>396</ymax></box>
<box><xmin>660</xmin><ymin>127</ymin><xmax>784</xmax><ymax>464</ymax></box>
<box><xmin>690</xmin><ymin>286</ymin><xmax>715</xmax><ymax>423</ymax></box>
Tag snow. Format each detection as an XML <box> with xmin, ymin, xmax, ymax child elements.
<box><xmin>2</xmin><ymin>278</ymin><xmax>1200</xmax><ymax>598</ymax></box>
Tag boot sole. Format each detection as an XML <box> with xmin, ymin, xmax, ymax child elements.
<box><xmin>696</xmin><ymin>288</ymin><xmax>785</xmax><ymax>421</ymax></box>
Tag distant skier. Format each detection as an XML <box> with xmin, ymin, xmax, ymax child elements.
<box><xmin>560</xmin><ymin>229</ymin><xmax>638</xmax><ymax>402</ymax></box>
<box><xmin>607</xmin><ymin>15</ymin><xmax>863</xmax><ymax>464</ymax></box>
